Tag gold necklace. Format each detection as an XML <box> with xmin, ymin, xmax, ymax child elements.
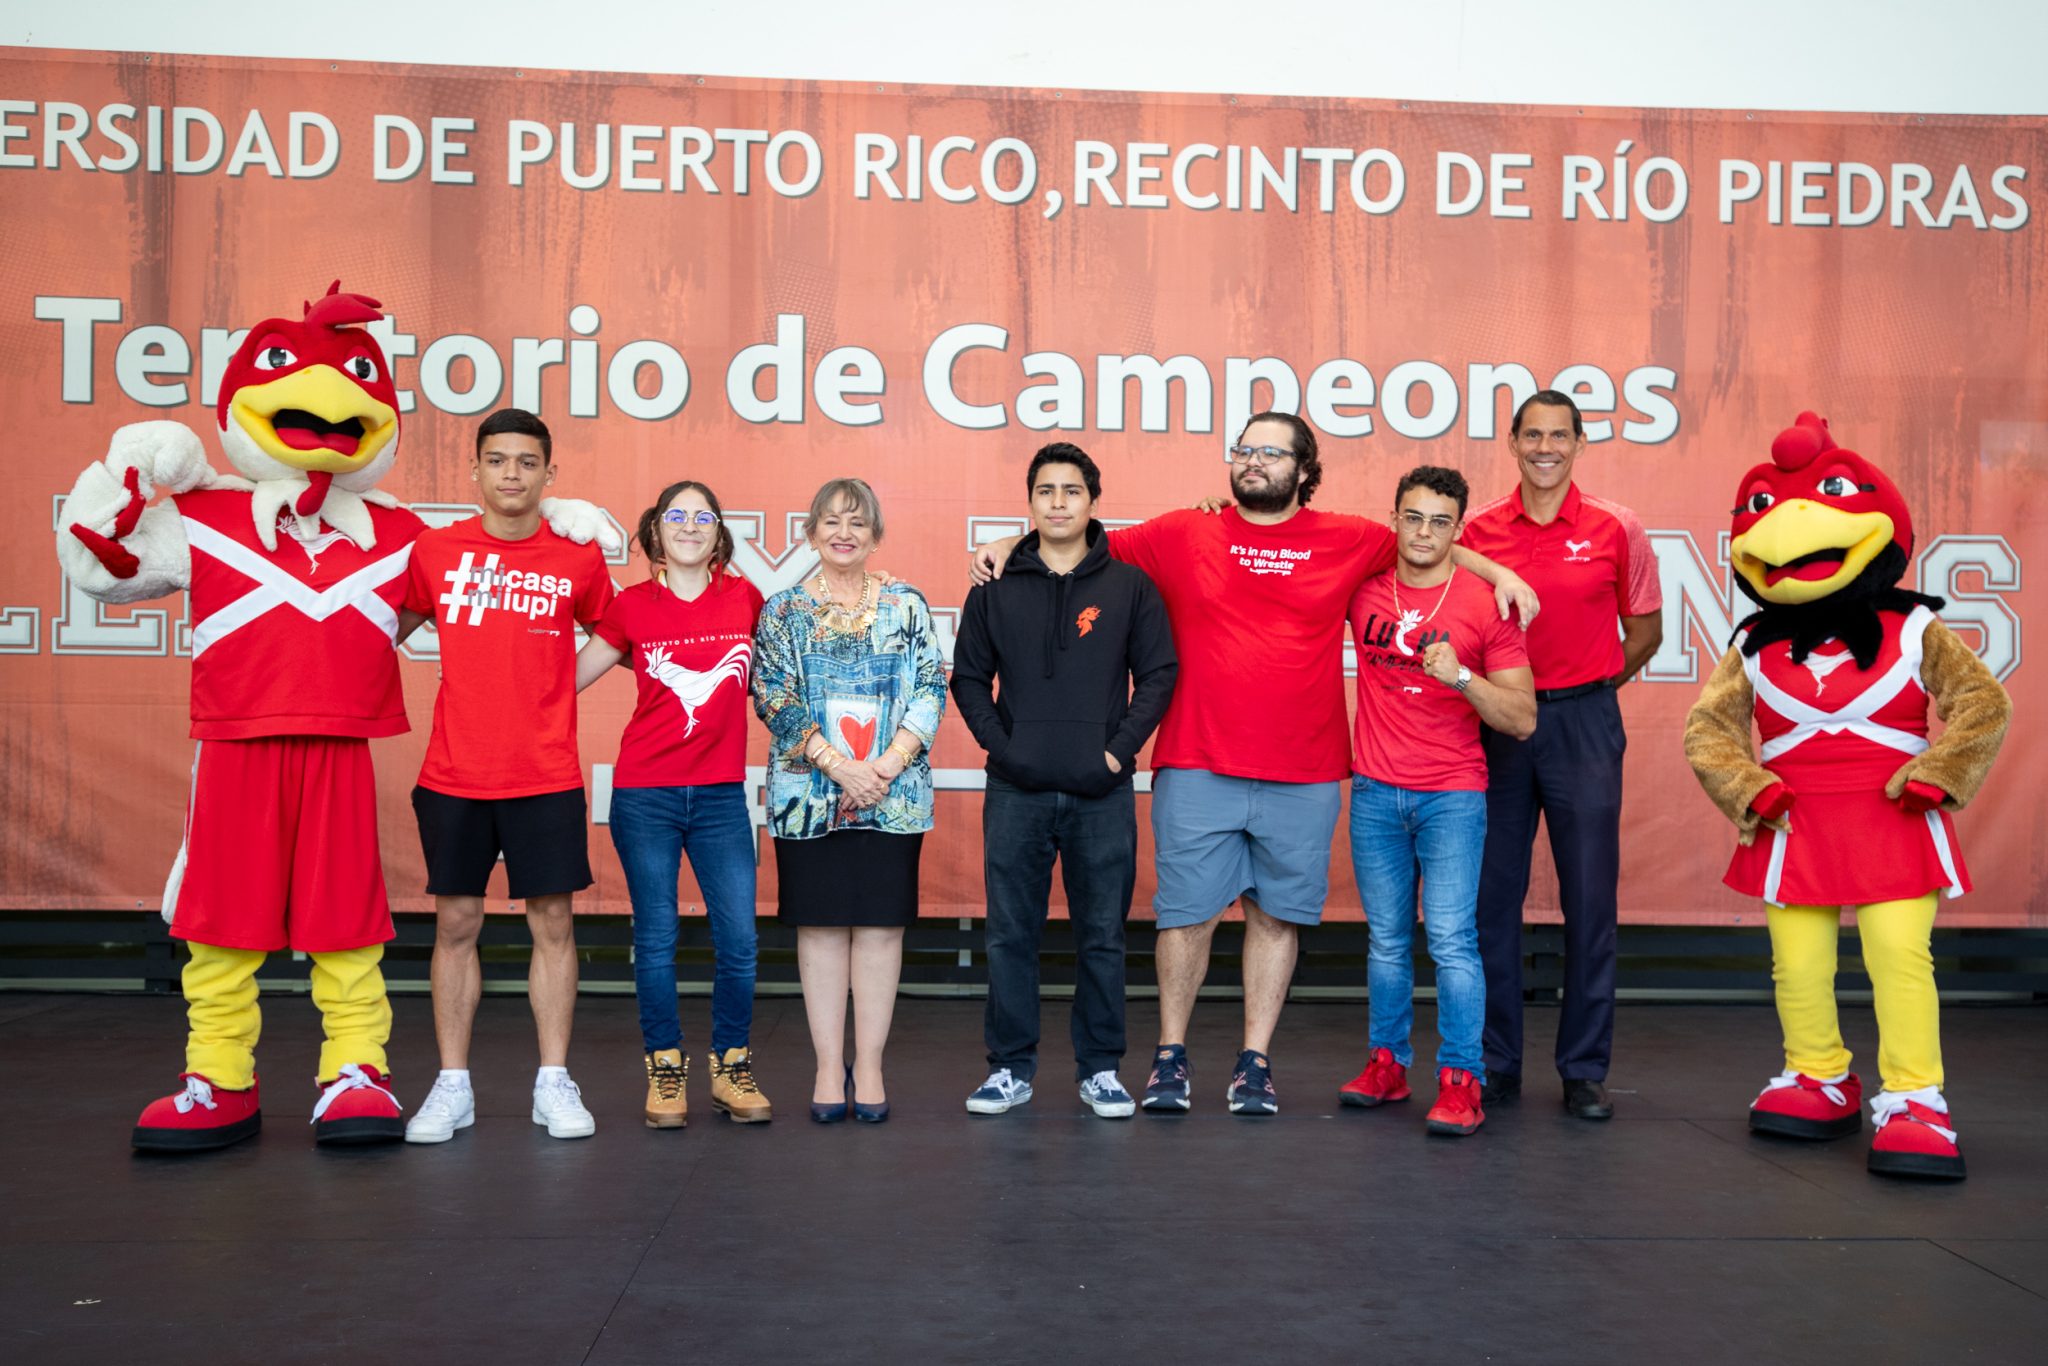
<box><xmin>1390</xmin><ymin>565</ymin><xmax>1456</xmax><ymax>624</ymax></box>
<box><xmin>813</xmin><ymin>570</ymin><xmax>877</xmax><ymax>634</ymax></box>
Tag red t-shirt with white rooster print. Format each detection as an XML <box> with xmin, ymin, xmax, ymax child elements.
<box><xmin>591</xmin><ymin>572</ymin><xmax>766</xmax><ymax>788</ymax></box>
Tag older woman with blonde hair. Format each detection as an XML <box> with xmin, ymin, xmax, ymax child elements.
<box><xmin>751</xmin><ymin>478</ymin><xmax>947</xmax><ymax>1122</ymax></box>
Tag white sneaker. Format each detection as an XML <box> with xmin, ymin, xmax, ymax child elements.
<box><xmin>532</xmin><ymin>1073</ymin><xmax>596</xmax><ymax>1139</ymax></box>
<box><xmin>404</xmin><ymin>1076</ymin><xmax>475</xmax><ymax>1144</ymax></box>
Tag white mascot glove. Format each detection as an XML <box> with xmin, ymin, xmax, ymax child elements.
<box><xmin>56</xmin><ymin>421</ymin><xmax>216</xmax><ymax>603</ymax></box>
<box><xmin>539</xmin><ymin>497</ymin><xmax>625</xmax><ymax>557</ymax></box>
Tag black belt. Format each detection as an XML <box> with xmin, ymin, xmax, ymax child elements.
<box><xmin>1535</xmin><ymin>679</ymin><xmax>1615</xmax><ymax>703</ymax></box>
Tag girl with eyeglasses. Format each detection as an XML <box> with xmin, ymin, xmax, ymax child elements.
<box><xmin>574</xmin><ymin>480</ymin><xmax>773</xmax><ymax>1129</ymax></box>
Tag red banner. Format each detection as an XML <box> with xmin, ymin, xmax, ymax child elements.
<box><xmin>1</xmin><ymin>47</ymin><xmax>2041</xmax><ymax>924</ymax></box>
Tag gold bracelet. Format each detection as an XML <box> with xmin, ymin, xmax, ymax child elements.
<box><xmin>887</xmin><ymin>740</ymin><xmax>918</xmax><ymax>767</ymax></box>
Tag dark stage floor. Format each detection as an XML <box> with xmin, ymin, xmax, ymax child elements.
<box><xmin>3</xmin><ymin>991</ymin><xmax>2046</xmax><ymax>1364</ymax></box>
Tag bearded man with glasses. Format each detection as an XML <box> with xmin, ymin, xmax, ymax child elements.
<box><xmin>975</xmin><ymin>413</ymin><xmax>1537</xmax><ymax>1117</ymax></box>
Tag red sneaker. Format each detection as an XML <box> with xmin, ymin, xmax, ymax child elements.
<box><xmin>311</xmin><ymin>1063</ymin><xmax>405</xmax><ymax>1145</ymax></box>
<box><xmin>1339</xmin><ymin>1047</ymin><xmax>1411</xmax><ymax>1108</ymax></box>
<box><xmin>1868</xmin><ymin>1089</ymin><xmax>1965</xmax><ymax>1181</ymax></box>
<box><xmin>132</xmin><ymin>1073</ymin><xmax>262</xmax><ymax>1152</ymax></box>
<box><xmin>1748</xmin><ymin>1070</ymin><xmax>1863</xmax><ymax>1140</ymax></box>
<box><xmin>1425</xmin><ymin>1068</ymin><xmax>1485</xmax><ymax>1136</ymax></box>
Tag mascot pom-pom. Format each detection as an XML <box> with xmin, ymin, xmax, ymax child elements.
<box><xmin>1684</xmin><ymin>411</ymin><xmax>2010</xmax><ymax>1180</ymax></box>
<box><xmin>57</xmin><ymin>284</ymin><xmax>618</xmax><ymax>1151</ymax></box>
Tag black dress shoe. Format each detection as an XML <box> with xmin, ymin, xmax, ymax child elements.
<box><xmin>1563</xmin><ymin>1079</ymin><xmax>1613</xmax><ymax>1121</ymax></box>
<box><xmin>1481</xmin><ymin>1072</ymin><xmax>1521</xmax><ymax>1105</ymax></box>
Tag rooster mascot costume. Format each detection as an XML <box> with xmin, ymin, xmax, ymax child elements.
<box><xmin>1683</xmin><ymin>412</ymin><xmax>2009</xmax><ymax>1180</ymax></box>
<box><xmin>57</xmin><ymin>284</ymin><xmax>617</xmax><ymax>1151</ymax></box>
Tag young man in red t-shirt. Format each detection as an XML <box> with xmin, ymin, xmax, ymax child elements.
<box><xmin>1338</xmin><ymin>466</ymin><xmax>1535</xmax><ymax>1137</ymax></box>
<box><xmin>976</xmin><ymin>413</ymin><xmax>1538</xmax><ymax>1116</ymax></box>
<box><xmin>396</xmin><ymin>409</ymin><xmax>615</xmax><ymax>1142</ymax></box>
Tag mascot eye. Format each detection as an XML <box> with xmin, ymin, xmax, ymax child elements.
<box><xmin>1744</xmin><ymin>491</ymin><xmax>1775</xmax><ymax>514</ymax></box>
<box><xmin>346</xmin><ymin>355</ymin><xmax>380</xmax><ymax>382</ymax></box>
<box><xmin>1816</xmin><ymin>474</ymin><xmax>1856</xmax><ymax>497</ymax></box>
<box><xmin>254</xmin><ymin>345</ymin><xmax>296</xmax><ymax>370</ymax></box>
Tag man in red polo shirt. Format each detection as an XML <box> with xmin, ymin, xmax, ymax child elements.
<box><xmin>1459</xmin><ymin>390</ymin><xmax>1663</xmax><ymax>1120</ymax></box>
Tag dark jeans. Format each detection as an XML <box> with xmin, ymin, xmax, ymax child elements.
<box><xmin>982</xmin><ymin>775</ymin><xmax>1137</xmax><ymax>1083</ymax></box>
<box><xmin>609</xmin><ymin>783</ymin><xmax>758</xmax><ymax>1055</ymax></box>
<box><xmin>1477</xmin><ymin>686</ymin><xmax>1625</xmax><ymax>1082</ymax></box>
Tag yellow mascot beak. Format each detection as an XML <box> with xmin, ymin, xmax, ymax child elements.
<box><xmin>229</xmin><ymin>366</ymin><xmax>399</xmax><ymax>474</ymax></box>
<box><xmin>1730</xmin><ymin>500</ymin><xmax>1894</xmax><ymax>605</ymax></box>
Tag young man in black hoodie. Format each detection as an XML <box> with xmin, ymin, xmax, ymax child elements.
<box><xmin>952</xmin><ymin>443</ymin><xmax>1178</xmax><ymax>1118</ymax></box>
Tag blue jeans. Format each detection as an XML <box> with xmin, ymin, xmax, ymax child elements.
<box><xmin>1349</xmin><ymin>776</ymin><xmax>1487</xmax><ymax>1080</ymax></box>
<box><xmin>609</xmin><ymin>784</ymin><xmax>758</xmax><ymax>1054</ymax></box>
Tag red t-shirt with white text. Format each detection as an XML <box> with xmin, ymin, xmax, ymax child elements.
<box><xmin>1109</xmin><ymin>507</ymin><xmax>1396</xmax><ymax>783</ymax></box>
<box><xmin>592</xmin><ymin>573</ymin><xmax>765</xmax><ymax>788</ymax></box>
<box><xmin>404</xmin><ymin>518</ymin><xmax>614</xmax><ymax>798</ymax></box>
<box><xmin>1349</xmin><ymin>568</ymin><xmax>1530</xmax><ymax>792</ymax></box>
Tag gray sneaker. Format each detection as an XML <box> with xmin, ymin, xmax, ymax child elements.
<box><xmin>1079</xmin><ymin>1071</ymin><xmax>1136</xmax><ymax>1118</ymax></box>
<box><xmin>965</xmin><ymin>1068</ymin><xmax>1033</xmax><ymax>1115</ymax></box>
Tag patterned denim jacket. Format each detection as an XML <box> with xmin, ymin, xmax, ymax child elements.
<box><xmin>750</xmin><ymin>582</ymin><xmax>948</xmax><ymax>840</ymax></box>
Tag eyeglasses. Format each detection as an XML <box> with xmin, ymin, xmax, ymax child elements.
<box><xmin>1226</xmin><ymin>444</ymin><xmax>1295</xmax><ymax>466</ymax></box>
<box><xmin>661</xmin><ymin>509</ymin><xmax>720</xmax><ymax>526</ymax></box>
<box><xmin>1397</xmin><ymin>511</ymin><xmax>1458</xmax><ymax>533</ymax></box>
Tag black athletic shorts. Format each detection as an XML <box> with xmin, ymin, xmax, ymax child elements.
<box><xmin>411</xmin><ymin>785</ymin><xmax>593</xmax><ymax>900</ymax></box>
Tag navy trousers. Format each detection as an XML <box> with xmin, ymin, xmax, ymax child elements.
<box><xmin>1476</xmin><ymin>685</ymin><xmax>1625</xmax><ymax>1082</ymax></box>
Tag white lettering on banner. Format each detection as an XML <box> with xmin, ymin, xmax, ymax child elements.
<box><xmin>1919</xmin><ymin>535</ymin><xmax>2021</xmax><ymax>681</ymax></box>
<box><xmin>31</xmin><ymin>297</ymin><xmax>1683</xmax><ymax>444</ymax></box>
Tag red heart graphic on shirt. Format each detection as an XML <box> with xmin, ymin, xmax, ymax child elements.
<box><xmin>838</xmin><ymin>715</ymin><xmax>877</xmax><ymax>759</ymax></box>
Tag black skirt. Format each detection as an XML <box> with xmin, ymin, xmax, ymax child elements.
<box><xmin>774</xmin><ymin>830</ymin><xmax>925</xmax><ymax>927</ymax></box>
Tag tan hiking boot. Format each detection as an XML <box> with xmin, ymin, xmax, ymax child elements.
<box><xmin>644</xmin><ymin>1049</ymin><xmax>688</xmax><ymax>1129</ymax></box>
<box><xmin>709</xmin><ymin>1047</ymin><xmax>773</xmax><ymax>1123</ymax></box>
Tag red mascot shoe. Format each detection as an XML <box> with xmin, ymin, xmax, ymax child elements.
<box><xmin>1748</xmin><ymin>1070</ymin><xmax>1863</xmax><ymax>1140</ymax></box>
<box><xmin>133</xmin><ymin>1073</ymin><xmax>262</xmax><ymax>1152</ymax></box>
<box><xmin>311</xmin><ymin>1063</ymin><xmax>405</xmax><ymax>1145</ymax></box>
<box><xmin>1339</xmin><ymin>1047</ymin><xmax>1411</xmax><ymax>1108</ymax></box>
<box><xmin>1868</xmin><ymin>1089</ymin><xmax>1966</xmax><ymax>1181</ymax></box>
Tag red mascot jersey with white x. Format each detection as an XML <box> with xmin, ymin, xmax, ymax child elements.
<box><xmin>1724</xmin><ymin>605</ymin><xmax>1970</xmax><ymax>907</ymax></box>
<box><xmin>176</xmin><ymin>489</ymin><xmax>425</xmax><ymax>740</ymax></box>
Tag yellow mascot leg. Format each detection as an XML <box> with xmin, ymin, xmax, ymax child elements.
<box><xmin>183</xmin><ymin>943</ymin><xmax>267</xmax><ymax>1090</ymax></box>
<box><xmin>1765</xmin><ymin>903</ymin><xmax>1853</xmax><ymax>1079</ymax></box>
<box><xmin>309</xmin><ymin>944</ymin><xmax>392</xmax><ymax>1083</ymax></box>
<box><xmin>1854</xmin><ymin>893</ymin><xmax>1943</xmax><ymax>1094</ymax></box>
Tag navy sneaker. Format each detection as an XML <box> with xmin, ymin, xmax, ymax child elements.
<box><xmin>1141</xmin><ymin>1045</ymin><xmax>1191</xmax><ymax>1113</ymax></box>
<box><xmin>1228</xmin><ymin>1049</ymin><xmax>1278</xmax><ymax>1115</ymax></box>
<box><xmin>965</xmin><ymin>1068</ymin><xmax>1033</xmax><ymax>1115</ymax></box>
<box><xmin>1079</xmin><ymin>1070</ymin><xmax>1137</xmax><ymax>1118</ymax></box>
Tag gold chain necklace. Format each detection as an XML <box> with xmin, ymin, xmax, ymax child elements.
<box><xmin>1390</xmin><ymin>565</ymin><xmax>1456</xmax><ymax>624</ymax></box>
<box><xmin>813</xmin><ymin>570</ymin><xmax>877</xmax><ymax>635</ymax></box>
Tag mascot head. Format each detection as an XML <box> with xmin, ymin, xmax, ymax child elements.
<box><xmin>215</xmin><ymin>282</ymin><xmax>401</xmax><ymax>493</ymax></box>
<box><xmin>1729</xmin><ymin>411</ymin><xmax>1939</xmax><ymax>666</ymax></box>
<box><xmin>1728</xmin><ymin>411</ymin><xmax>1913</xmax><ymax>607</ymax></box>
